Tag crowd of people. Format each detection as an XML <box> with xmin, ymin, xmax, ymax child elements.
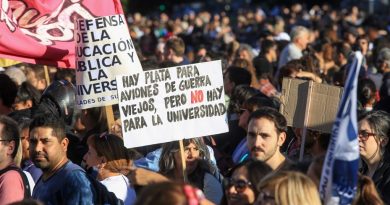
<box><xmin>0</xmin><ymin>1</ymin><xmax>390</xmax><ymax>205</ymax></box>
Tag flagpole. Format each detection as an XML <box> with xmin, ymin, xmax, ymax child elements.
<box><xmin>319</xmin><ymin>51</ymin><xmax>362</xmax><ymax>204</ymax></box>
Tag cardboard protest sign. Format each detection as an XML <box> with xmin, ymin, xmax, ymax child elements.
<box><xmin>116</xmin><ymin>60</ymin><xmax>229</xmax><ymax>148</ymax></box>
<box><xmin>75</xmin><ymin>14</ymin><xmax>143</xmax><ymax>109</ymax></box>
<box><xmin>280</xmin><ymin>78</ymin><xmax>343</xmax><ymax>133</ymax></box>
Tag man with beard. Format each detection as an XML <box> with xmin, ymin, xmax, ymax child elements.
<box><xmin>29</xmin><ymin>114</ymin><xmax>94</xmax><ymax>204</ymax></box>
<box><xmin>246</xmin><ymin>107</ymin><xmax>294</xmax><ymax>170</ymax></box>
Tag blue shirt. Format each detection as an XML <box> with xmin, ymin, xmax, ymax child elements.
<box><xmin>33</xmin><ymin>161</ymin><xmax>94</xmax><ymax>205</ymax></box>
<box><xmin>232</xmin><ymin>138</ymin><xmax>249</xmax><ymax>164</ymax></box>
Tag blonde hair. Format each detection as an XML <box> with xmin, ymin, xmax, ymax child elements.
<box><xmin>257</xmin><ymin>171</ymin><xmax>321</xmax><ymax>205</ymax></box>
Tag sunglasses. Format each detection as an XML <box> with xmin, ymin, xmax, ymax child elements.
<box><xmin>224</xmin><ymin>178</ymin><xmax>252</xmax><ymax>192</ymax></box>
<box><xmin>358</xmin><ymin>130</ymin><xmax>376</xmax><ymax>141</ymax></box>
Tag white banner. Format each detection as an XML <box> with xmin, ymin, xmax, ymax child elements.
<box><xmin>116</xmin><ymin>60</ymin><xmax>229</xmax><ymax>148</ymax></box>
<box><xmin>75</xmin><ymin>14</ymin><xmax>143</xmax><ymax>109</ymax></box>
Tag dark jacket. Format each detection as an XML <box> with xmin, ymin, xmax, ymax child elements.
<box><xmin>361</xmin><ymin>153</ymin><xmax>390</xmax><ymax>204</ymax></box>
<box><xmin>380</xmin><ymin>72</ymin><xmax>390</xmax><ymax>99</ymax></box>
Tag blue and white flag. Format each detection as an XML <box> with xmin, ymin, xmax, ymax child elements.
<box><xmin>319</xmin><ymin>51</ymin><xmax>362</xmax><ymax>205</ymax></box>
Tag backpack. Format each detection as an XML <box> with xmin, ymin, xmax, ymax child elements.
<box><xmin>67</xmin><ymin>163</ymin><xmax>124</xmax><ymax>205</ymax></box>
<box><xmin>0</xmin><ymin>166</ymin><xmax>31</xmax><ymax>198</ymax></box>
<box><xmin>84</xmin><ymin>173</ymin><xmax>124</xmax><ymax>205</ymax></box>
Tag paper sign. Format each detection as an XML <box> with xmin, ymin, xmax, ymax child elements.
<box><xmin>280</xmin><ymin>78</ymin><xmax>343</xmax><ymax>133</ymax></box>
<box><xmin>75</xmin><ymin>14</ymin><xmax>143</xmax><ymax>109</ymax></box>
<box><xmin>116</xmin><ymin>60</ymin><xmax>229</xmax><ymax>148</ymax></box>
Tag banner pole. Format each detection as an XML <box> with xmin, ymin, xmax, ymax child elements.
<box><xmin>179</xmin><ymin>139</ymin><xmax>188</xmax><ymax>183</ymax></box>
<box><xmin>105</xmin><ymin>105</ymin><xmax>115</xmax><ymax>132</ymax></box>
<box><xmin>44</xmin><ymin>65</ymin><xmax>50</xmax><ymax>85</ymax></box>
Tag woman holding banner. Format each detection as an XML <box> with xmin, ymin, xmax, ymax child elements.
<box><xmin>83</xmin><ymin>132</ymin><xmax>136</xmax><ymax>205</ymax></box>
<box><xmin>358</xmin><ymin>110</ymin><xmax>390</xmax><ymax>204</ymax></box>
<box><xmin>159</xmin><ymin>138</ymin><xmax>224</xmax><ymax>204</ymax></box>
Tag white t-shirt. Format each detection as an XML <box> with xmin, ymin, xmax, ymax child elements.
<box><xmin>23</xmin><ymin>171</ymin><xmax>35</xmax><ymax>196</ymax></box>
<box><xmin>100</xmin><ymin>174</ymin><xmax>136</xmax><ymax>205</ymax></box>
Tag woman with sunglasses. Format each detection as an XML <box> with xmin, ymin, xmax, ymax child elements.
<box><xmin>225</xmin><ymin>160</ymin><xmax>272</xmax><ymax>205</ymax></box>
<box><xmin>83</xmin><ymin>133</ymin><xmax>136</xmax><ymax>205</ymax></box>
<box><xmin>159</xmin><ymin>138</ymin><xmax>224</xmax><ymax>204</ymax></box>
<box><xmin>358</xmin><ymin>110</ymin><xmax>390</xmax><ymax>204</ymax></box>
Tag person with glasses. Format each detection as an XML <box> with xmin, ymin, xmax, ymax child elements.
<box><xmin>224</xmin><ymin>160</ymin><xmax>272</xmax><ymax>205</ymax></box>
<box><xmin>255</xmin><ymin>171</ymin><xmax>321</xmax><ymax>205</ymax></box>
<box><xmin>83</xmin><ymin>133</ymin><xmax>136</xmax><ymax>205</ymax></box>
<box><xmin>358</xmin><ymin>110</ymin><xmax>390</xmax><ymax>204</ymax></box>
<box><xmin>0</xmin><ymin>115</ymin><xmax>29</xmax><ymax>204</ymax></box>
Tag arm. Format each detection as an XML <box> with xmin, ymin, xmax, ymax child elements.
<box><xmin>127</xmin><ymin>168</ymin><xmax>169</xmax><ymax>186</ymax></box>
<box><xmin>296</xmin><ymin>70</ymin><xmax>323</xmax><ymax>83</ymax></box>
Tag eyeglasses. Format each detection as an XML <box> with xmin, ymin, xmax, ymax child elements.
<box><xmin>358</xmin><ymin>130</ymin><xmax>376</xmax><ymax>141</ymax></box>
<box><xmin>223</xmin><ymin>178</ymin><xmax>252</xmax><ymax>192</ymax></box>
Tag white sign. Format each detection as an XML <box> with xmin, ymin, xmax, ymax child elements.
<box><xmin>75</xmin><ymin>14</ymin><xmax>143</xmax><ymax>109</ymax></box>
<box><xmin>116</xmin><ymin>60</ymin><xmax>229</xmax><ymax>148</ymax></box>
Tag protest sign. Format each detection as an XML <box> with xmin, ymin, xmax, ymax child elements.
<box><xmin>0</xmin><ymin>0</ymin><xmax>123</xmax><ymax>68</ymax></box>
<box><xmin>75</xmin><ymin>14</ymin><xmax>143</xmax><ymax>109</ymax></box>
<box><xmin>116</xmin><ymin>60</ymin><xmax>229</xmax><ymax>148</ymax></box>
<box><xmin>280</xmin><ymin>77</ymin><xmax>343</xmax><ymax>133</ymax></box>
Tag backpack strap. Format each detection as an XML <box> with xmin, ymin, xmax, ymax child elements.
<box><xmin>0</xmin><ymin>166</ymin><xmax>31</xmax><ymax>198</ymax></box>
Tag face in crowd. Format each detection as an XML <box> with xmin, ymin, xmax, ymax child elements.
<box><xmin>225</xmin><ymin>166</ymin><xmax>256</xmax><ymax>205</ymax></box>
<box><xmin>0</xmin><ymin>123</ymin><xmax>16</xmax><ymax>169</ymax></box>
<box><xmin>358</xmin><ymin>118</ymin><xmax>388</xmax><ymax>162</ymax></box>
<box><xmin>173</xmin><ymin>142</ymin><xmax>201</xmax><ymax>174</ymax></box>
<box><xmin>21</xmin><ymin>127</ymin><xmax>30</xmax><ymax>161</ymax></box>
<box><xmin>83</xmin><ymin>138</ymin><xmax>101</xmax><ymax>170</ymax></box>
<box><xmin>29</xmin><ymin>126</ymin><xmax>68</xmax><ymax>172</ymax></box>
<box><xmin>246</xmin><ymin>117</ymin><xmax>286</xmax><ymax>164</ymax></box>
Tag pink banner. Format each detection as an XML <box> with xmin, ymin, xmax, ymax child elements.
<box><xmin>0</xmin><ymin>0</ymin><xmax>123</xmax><ymax>68</ymax></box>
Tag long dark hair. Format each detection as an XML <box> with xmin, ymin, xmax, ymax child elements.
<box><xmin>159</xmin><ymin>138</ymin><xmax>210</xmax><ymax>178</ymax></box>
<box><xmin>159</xmin><ymin>138</ymin><xmax>220</xmax><ymax>190</ymax></box>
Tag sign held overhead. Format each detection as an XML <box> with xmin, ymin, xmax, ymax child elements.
<box><xmin>280</xmin><ymin>77</ymin><xmax>343</xmax><ymax>133</ymax></box>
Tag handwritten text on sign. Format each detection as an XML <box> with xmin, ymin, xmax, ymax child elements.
<box><xmin>75</xmin><ymin>14</ymin><xmax>143</xmax><ymax>109</ymax></box>
<box><xmin>117</xmin><ymin>60</ymin><xmax>228</xmax><ymax>148</ymax></box>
